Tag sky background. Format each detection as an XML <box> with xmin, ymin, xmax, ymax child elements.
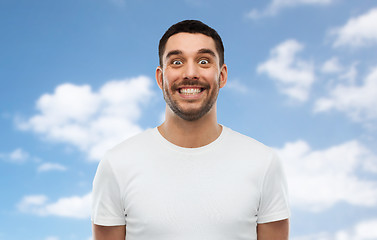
<box><xmin>1</xmin><ymin>0</ymin><xmax>377</xmax><ymax>239</ymax></box>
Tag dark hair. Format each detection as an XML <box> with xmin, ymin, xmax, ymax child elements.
<box><xmin>158</xmin><ymin>20</ymin><xmax>224</xmax><ymax>67</ymax></box>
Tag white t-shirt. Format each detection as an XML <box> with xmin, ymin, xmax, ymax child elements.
<box><xmin>91</xmin><ymin>125</ymin><xmax>290</xmax><ymax>240</ymax></box>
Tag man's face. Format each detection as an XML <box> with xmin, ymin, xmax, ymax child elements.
<box><xmin>157</xmin><ymin>33</ymin><xmax>227</xmax><ymax>121</ymax></box>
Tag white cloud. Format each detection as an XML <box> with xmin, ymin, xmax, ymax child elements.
<box><xmin>257</xmin><ymin>39</ymin><xmax>315</xmax><ymax>102</ymax></box>
<box><xmin>331</xmin><ymin>7</ymin><xmax>377</xmax><ymax>48</ymax></box>
<box><xmin>292</xmin><ymin>218</ymin><xmax>377</xmax><ymax>240</ymax></box>
<box><xmin>17</xmin><ymin>76</ymin><xmax>154</xmax><ymax>161</ymax></box>
<box><xmin>247</xmin><ymin>0</ymin><xmax>334</xmax><ymax>19</ymax></box>
<box><xmin>0</xmin><ymin>148</ymin><xmax>29</xmax><ymax>164</ymax></box>
<box><xmin>292</xmin><ymin>232</ymin><xmax>333</xmax><ymax>240</ymax></box>
<box><xmin>37</xmin><ymin>163</ymin><xmax>67</xmax><ymax>173</ymax></box>
<box><xmin>224</xmin><ymin>79</ymin><xmax>250</xmax><ymax>94</ymax></box>
<box><xmin>18</xmin><ymin>195</ymin><xmax>48</xmax><ymax>209</ymax></box>
<box><xmin>314</xmin><ymin>66</ymin><xmax>377</xmax><ymax>123</ymax></box>
<box><xmin>17</xmin><ymin>193</ymin><xmax>91</xmax><ymax>219</ymax></box>
<box><xmin>321</xmin><ymin>57</ymin><xmax>343</xmax><ymax>74</ymax></box>
<box><xmin>276</xmin><ymin>140</ymin><xmax>377</xmax><ymax>212</ymax></box>
<box><xmin>338</xmin><ymin>62</ymin><xmax>358</xmax><ymax>85</ymax></box>
<box><xmin>348</xmin><ymin>219</ymin><xmax>377</xmax><ymax>240</ymax></box>
<box><xmin>9</xmin><ymin>148</ymin><xmax>29</xmax><ymax>162</ymax></box>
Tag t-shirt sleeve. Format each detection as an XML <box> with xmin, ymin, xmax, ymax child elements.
<box><xmin>257</xmin><ymin>152</ymin><xmax>290</xmax><ymax>224</ymax></box>
<box><xmin>91</xmin><ymin>155</ymin><xmax>126</xmax><ymax>226</ymax></box>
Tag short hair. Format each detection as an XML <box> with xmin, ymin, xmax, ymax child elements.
<box><xmin>158</xmin><ymin>20</ymin><xmax>224</xmax><ymax>67</ymax></box>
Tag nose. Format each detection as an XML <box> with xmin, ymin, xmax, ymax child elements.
<box><xmin>183</xmin><ymin>61</ymin><xmax>199</xmax><ymax>80</ymax></box>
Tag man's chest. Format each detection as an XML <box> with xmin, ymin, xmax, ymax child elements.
<box><xmin>120</xmin><ymin>157</ymin><xmax>262</xmax><ymax>239</ymax></box>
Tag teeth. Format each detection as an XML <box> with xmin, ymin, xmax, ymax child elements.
<box><xmin>179</xmin><ymin>88</ymin><xmax>202</xmax><ymax>95</ymax></box>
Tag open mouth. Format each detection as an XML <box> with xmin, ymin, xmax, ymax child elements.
<box><xmin>178</xmin><ymin>87</ymin><xmax>205</xmax><ymax>95</ymax></box>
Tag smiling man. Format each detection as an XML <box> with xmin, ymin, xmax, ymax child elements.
<box><xmin>91</xmin><ymin>20</ymin><xmax>290</xmax><ymax>240</ymax></box>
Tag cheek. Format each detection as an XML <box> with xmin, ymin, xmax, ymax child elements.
<box><xmin>162</xmin><ymin>76</ymin><xmax>174</xmax><ymax>92</ymax></box>
<box><xmin>202</xmin><ymin>69</ymin><xmax>220</xmax><ymax>82</ymax></box>
<box><xmin>163</xmin><ymin>70</ymin><xmax>180</xmax><ymax>83</ymax></box>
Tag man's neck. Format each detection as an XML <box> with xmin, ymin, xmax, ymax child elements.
<box><xmin>157</xmin><ymin>108</ymin><xmax>222</xmax><ymax>148</ymax></box>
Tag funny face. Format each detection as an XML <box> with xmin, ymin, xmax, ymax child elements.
<box><xmin>156</xmin><ymin>33</ymin><xmax>227</xmax><ymax>121</ymax></box>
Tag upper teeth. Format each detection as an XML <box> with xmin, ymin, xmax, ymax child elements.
<box><xmin>180</xmin><ymin>88</ymin><xmax>202</xmax><ymax>94</ymax></box>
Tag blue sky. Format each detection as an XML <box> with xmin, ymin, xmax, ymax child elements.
<box><xmin>1</xmin><ymin>0</ymin><xmax>377</xmax><ymax>239</ymax></box>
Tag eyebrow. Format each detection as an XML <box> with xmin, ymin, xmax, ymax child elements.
<box><xmin>197</xmin><ymin>48</ymin><xmax>216</xmax><ymax>57</ymax></box>
<box><xmin>165</xmin><ymin>48</ymin><xmax>217</xmax><ymax>60</ymax></box>
<box><xmin>165</xmin><ymin>50</ymin><xmax>183</xmax><ymax>60</ymax></box>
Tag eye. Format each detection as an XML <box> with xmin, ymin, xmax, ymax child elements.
<box><xmin>172</xmin><ymin>60</ymin><xmax>183</xmax><ymax>65</ymax></box>
<box><xmin>198</xmin><ymin>59</ymin><xmax>209</xmax><ymax>64</ymax></box>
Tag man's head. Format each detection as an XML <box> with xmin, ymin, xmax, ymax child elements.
<box><xmin>156</xmin><ymin>20</ymin><xmax>227</xmax><ymax>122</ymax></box>
<box><xmin>159</xmin><ymin>20</ymin><xmax>224</xmax><ymax>68</ymax></box>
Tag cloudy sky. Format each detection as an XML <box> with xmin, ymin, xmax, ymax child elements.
<box><xmin>1</xmin><ymin>0</ymin><xmax>377</xmax><ymax>239</ymax></box>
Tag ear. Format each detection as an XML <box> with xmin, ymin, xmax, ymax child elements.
<box><xmin>219</xmin><ymin>64</ymin><xmax>228</xmax><ymax>89</ymax></box>
<box><xmin>156</xmin><ymin>66</ymin><xmax>163</xmax><ymax>90</ymax></box>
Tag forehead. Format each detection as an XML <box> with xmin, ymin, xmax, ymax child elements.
<box><xmin>164</xmin><ymin>33</ymin><xmax>218</xmax><ymax>58</ymax></box>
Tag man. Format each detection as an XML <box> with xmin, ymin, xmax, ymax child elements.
<box><xmin>92</xmin><ymin>20</ymin><xmax>290</xmax><ymax>240</ymax></box>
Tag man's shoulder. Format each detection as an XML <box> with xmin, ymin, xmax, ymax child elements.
<box><xmin>224</xmin><ymin>126</ymin><xmax>269</xmax><ymax>148</ymax></box>
<box><xmin>223</xmin><ymin>126</ymin><xmax>274</xmax><ymax>155</ymax></box>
